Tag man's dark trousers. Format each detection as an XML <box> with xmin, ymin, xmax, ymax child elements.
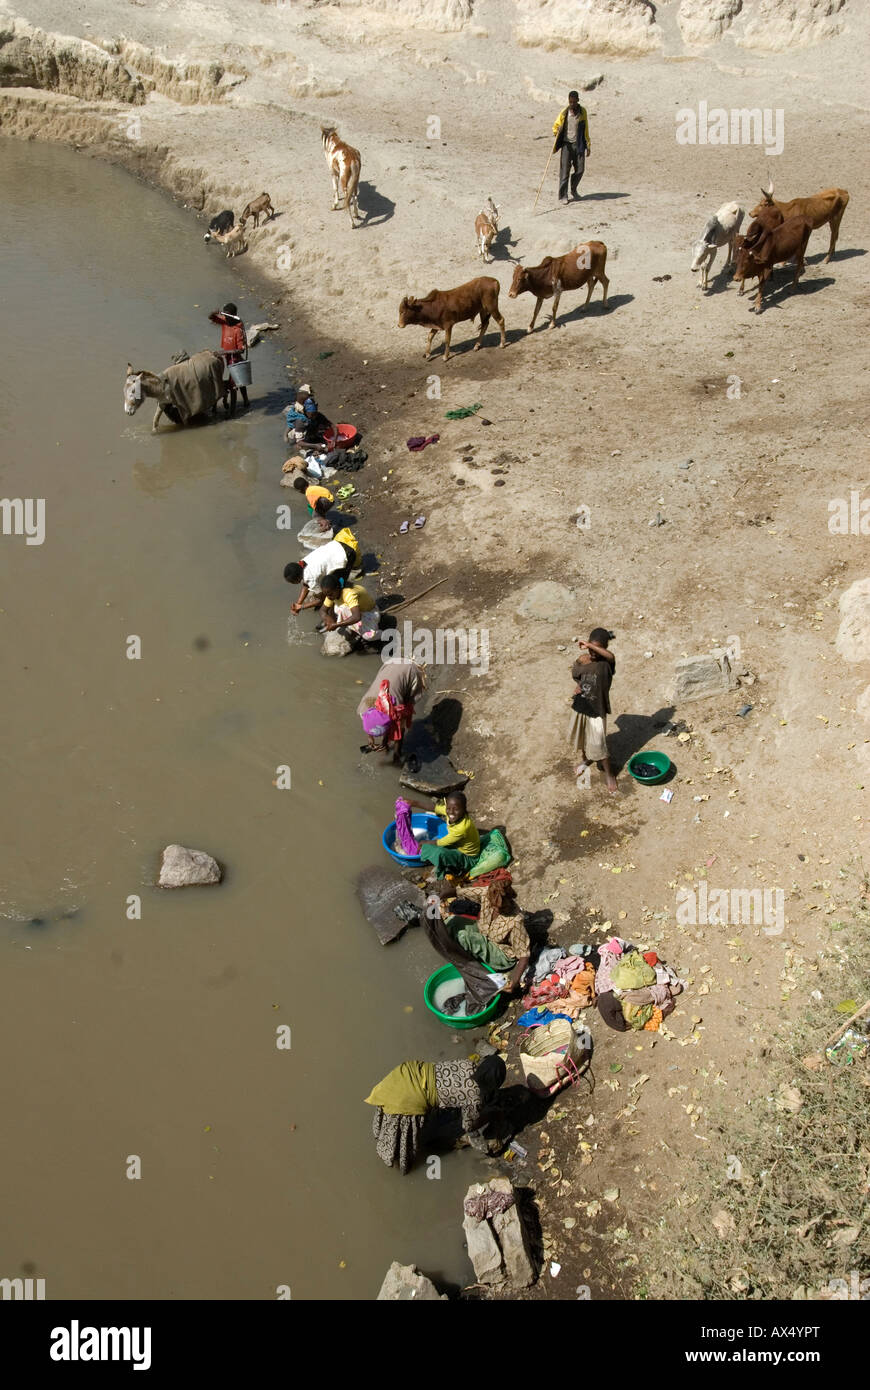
<box><xmin>559</xmin><ymin>141</ymin><xmax>585</xmax><ymax>200</ymax></box>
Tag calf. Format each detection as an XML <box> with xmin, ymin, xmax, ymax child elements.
<box><xmin>474</xmin><ymin>198</ymin><xmax>500</xmax><ymax>262</ymax></box>
<box><xmin>398</xmin><ymin>276</ymin><xmax>506</xmax><ymax>362</ymax></box>
<box><xmin>204</xmin><ymin>209</ymin><xmax>234</xmax><ymax>241</ymax></box>
<box><xmin>690</xmin><ymin>201</ymin><xmax>744</xmax><ymax>290</ymax></box>
<box><xmin>508</xmin><ymin>241</ymin><xmax>608</xmax><ymax>331</ymax></box>
<box><xmin>209</xmin><ymin>224</ymin><xmax>248</xmax><ymax>259</ymax></box>
<box><xmin>750</xmin><ymin>181</ymin><xmax>849</xmax><ymax>263</ymax></box>
<box><xmin>732</xmin><ymin>214</ymin><xmax>812</xmax><ymax>313</ymax></box>
<box><xmin>321</xmin><ymin>126</ymin><xmax>362</xmax><ymax>228</ymax></box>
<box><xmin>240</xmin><ymin>192</ymin><xmax>275</xmax><ymax>229</ymax></box>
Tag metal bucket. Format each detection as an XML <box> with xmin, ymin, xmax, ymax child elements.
<box><xmin>228</xmin><ymin>359</ymin><xmax>252</xmax><ymax>388</ymax></box>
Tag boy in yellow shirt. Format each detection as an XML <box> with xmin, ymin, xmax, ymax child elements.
<box><xmin>293</xmin><ymin>476</ymin><xmax>334</xmax><ymax>531</ymax></box>
<box><xmin>410</xmin><ymin>791</ymin><xmax>481</xmax><ymax>878</ymax></box>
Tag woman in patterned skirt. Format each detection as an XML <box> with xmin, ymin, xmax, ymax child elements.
<box><xmin>364</xmin><ymin>1056</ymin><xmax>506</xmax><ymax>1174</ymax></box>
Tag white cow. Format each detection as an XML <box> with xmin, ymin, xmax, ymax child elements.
<box><xmin>690</xmin><ymin>201</ymin><xmax>745</xmax><ymax>289</ymax></box>
<box><xmin>474</xmin><ymin>198</ymin><xmax>500</xmax><ymax>262</ymax></box>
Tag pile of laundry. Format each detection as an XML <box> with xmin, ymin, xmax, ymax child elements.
<box><xmin>517</xmin><ymin>937</ymin><xmax>685</xmax><ymax>1034</ymax></box>
<box><xmin>596</xmin><ymin>937</ymin><xmax>685</xmax><ymax>1033</ymax></box>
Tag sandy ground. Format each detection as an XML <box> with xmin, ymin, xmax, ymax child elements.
<box><xmin>3</xmin><ymin>0</ymin><xmax>869</xmax><ymax>1298</ymax></box>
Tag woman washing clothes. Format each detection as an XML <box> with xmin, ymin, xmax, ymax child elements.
<box><xmin>320</xmin><ymin>571</ymin><xmax>382</xmax><ymax>649</ymax></box>
<box><xmin>433</xmin><ymin>876</ymin><xmax>530</xmax><ymax>995</ymax></box>
<box><xmin>406</xmin><ymin>790</ymin><xmax>480</xmax><ymax>880</ymax></box>
<box><xmin>292</xmin><ymin>476</ymin><xmax>334</xmax><ymax>531</ymax></box>
<box><xmin>365</xmin><ymin>1055</ymin><xmax>506</xmax><ymax>1174</ymax></box>
<box><xmin>285</xmin><ymin>386</ymin><xmax>333</xmax><ymax>449</ymax></box>
<box><xmin>569</xmin><ymin>627</ymin><xmax>618</xmax><ymax>794</ymax></box>
<box><xmin>355</xmin><ymin>659</ymin><xmax>427</xmax><ymax>761</ymax></box>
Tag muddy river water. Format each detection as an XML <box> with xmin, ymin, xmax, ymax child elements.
<box><xmin>0</xmin><ymin>140</ymin><xmax>489</xmax><ymax>1299</ymax></box>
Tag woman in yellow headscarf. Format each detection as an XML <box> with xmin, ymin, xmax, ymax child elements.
<box><xmin>364</xmin><ymin>1056</ymin><xmax>506</xmax><ymax>1173</ymax></box>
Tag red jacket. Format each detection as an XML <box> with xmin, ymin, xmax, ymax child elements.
<box><xmin>210</xmin><ymin>312</ymin><xmax>246</xmax><ymax>354</ymax></box>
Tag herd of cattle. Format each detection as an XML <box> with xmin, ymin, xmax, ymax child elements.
<box><xmin>690</xmin><ymin>181</ymin><xmax>849</xmax><ymax>311</ymax></box>
<box><xmin>200</xmin><ymin>130</ymin><xmax>850</xmax><ymax>357</ymax></box>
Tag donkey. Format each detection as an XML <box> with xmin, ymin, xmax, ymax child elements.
<box><xmin>123</xmin><ymin>352</ymin><xmax>225</xmax><ymax>433</ymax></box>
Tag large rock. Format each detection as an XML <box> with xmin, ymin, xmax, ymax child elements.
<box><xmin>462</xmin><ymin>1178</ymin><xmax>536</xmax><ymax>1289</ymax></box>
<box><xmin>678</xmin><ymin>0</ymin><xmax>742</xmax><ymax>47</ymax></box>
<box><xmin>321</xmin><ymin>629</ymin><xmax>351</xmax><ymax>657</ymax></box>
<box><xmin>513</xmin><ymin>0</ymin><xmax>661</xmax><ymax>55</ymax></box>
<box><xmin>355</xmin><ymin>867</ymin><xmax>427</xmax><ymax>946</ymax></box>
<box><xmin>399</xmin><ymin>719</ymin><xmax>468</xmax><ymax>796</ymax></box>
<box><xmin>515</xmin><ymin>582</ymin><xmax>577</xmax><ymax>622</ymax></box>
<box><xmin>836</xmin><ymin>577</ymin><xmax>870</xmax><ymax>664</ymax></box>
<box><xmin>672</xmin><ymin>653</ymin><xmax>738</xmax><ymax>703</ymax></box>
<box><xmin>740</xmin><ymin>0</ymin><xmax>848</xmax><ymax>53</ymax></box>
<box><xmin>463</xmin><ymin>1207</ymin><xmax>504</xmax><ymax>1285</ymax></box>
<box><xmin>376</xmin><ymin>1262</ymin><xmax>447</xmax><ymax>1300</ymax></box>
<box><xmin>158</xmin><ymin>844</ymin><xmax>222</xmax><ymax>888</ymax></box>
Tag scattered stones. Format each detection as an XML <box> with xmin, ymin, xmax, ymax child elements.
<box><xmin>462</xmin><ymin>1178</ymin><xmax>536</xmax><ymax>1289</ymax></box>
<box><xmin>157</xmin><ymin>844</ymin><xmax>222</xmax><ymax>888</ymax></box>
<box><xmin>672</xmin><ymin>653</ymin><xmax>738</xmax><ymax>703</ymax></box>
<box><xmin>376</xmin><ymin>1262</ymin><xmax>447</xmax><ymax>1300</ymax></box>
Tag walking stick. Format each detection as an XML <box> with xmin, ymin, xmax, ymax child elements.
<box><xmin>532</xmin><ymin>144</ymin><xmax>556</xmax><ymax>213</ymax></box>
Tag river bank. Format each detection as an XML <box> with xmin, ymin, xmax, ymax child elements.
<box><xmin>3</xmin><ymin>0</ymin><xmax>869</xmax><ymax>1299</ymax></box>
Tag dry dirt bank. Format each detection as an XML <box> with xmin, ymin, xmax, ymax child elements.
<box><xmin>2</xmin><ymin>0</ymin><xmax>869</xmax><ymax>1298</ymax></box>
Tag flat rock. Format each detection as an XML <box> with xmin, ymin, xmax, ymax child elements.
<box><xmin>836</xmin><ymin>577</ymin><xmax>870</xmax><ymax>664</ymax></box>
<box><xmin>158</xmin><ymin>844</ymin><xmax>222</xmax><ymax>888</ymax></box>
<box><xmin>297</xmin><ymin>518</ymin><xmax>333</xmax><ymax>550</ymax></box>
<box><xmin>356</xmin><ymin>866</ymin><xmax>427</xmax><ymax>945</ymax></box>
<box><xmin>399</xmin><ymin>719</ymin><xmax>468</xmax><ymax>796</ymax></box>
<box><xmin>321</xmin><ymin>629</ymin><xmax>351</xmax><ymax>657</ymax></box>
<box><xmin>516</xmin><ymin>581</ymin><xmax>576</xmax><ymax>622</ymax></box>
<box><xmin>462</xmin><ymin>1177</ymin><xmax>536</xmax><ymax>1289</ymax></box>
<box><xmin>462</xmin><ymin>1208</ymin><xmax>504</xmax><ymax>1286</ymax></box>
<box><xmin>672</xmin><ymin>653</ymin><xmax>737</xmax><ymax>703</ymax></box>
<box><xmin>376</xmin><ymin>1262</ymin><xmax>447</xmax><ymax>1301</ymax></box>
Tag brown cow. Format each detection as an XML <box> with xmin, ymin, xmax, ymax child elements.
<box><xmin>398</xmin><ymin>276</ymin><xmax>506</xmax><ymax>361</ymax></box>
<box><xmin>750</xmin><ymin>181</ymin><xmax>849</xmax><ymax>264</ymax></box>
<box><xmin>733</xmin><ymin>203</ymin><xmax>784</xmax><ymax>294</ymax></box>
<box><xmin>732</xmin><ymin>214</ymin><xmax>812</xmax><ymax>313</ymax></box>
<box><xmin>508</xmin><ymin>241</ymin><xmax>608</xmax><ymax>331</ymax></box>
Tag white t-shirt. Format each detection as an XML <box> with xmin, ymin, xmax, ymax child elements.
<box><xmin>301</xmin><ymin>539</ymin><xmax>351</xmax><ymax>593</ymax></box>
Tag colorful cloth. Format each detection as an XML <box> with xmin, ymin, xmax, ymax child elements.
<box><xmin>364</xmin><ymin>1060</ymin><xmax>438</xmax><ymax>1116</ymax></box>
<box><xmin>446</xmin><ymin>915</ymin><xmax>514</xmax><ymax>971</ymax></box>
<box><xmin>467</xmin><ymin>828</ymin><xmax>512</xmax><ymax>880</ymax></box>
<box><xmin>612</xmin><ymin>952</ymin><xmax>656</xmax><ymax>993</ymax></box>
<box><xmin>394</xmin><ymin>798</ymin><xmax>419</xmax><ymax>857</ymax></box>
<box><xmin>420</xmin><ymin>844</ymin><xmax>476</xmax><ymax>878</ymax></box>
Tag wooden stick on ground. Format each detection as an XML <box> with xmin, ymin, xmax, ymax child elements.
<box><xmin>391</xmin><ymin>577</ymin><xmax>448</xmax><ymax>614</ymax></box>
<box><xmin>533</xmin><ymin>146</ymin><xmax>556</xmax><ymax>212</ymax></box>
<box><xmin>821</xmin><ymin>999</ymin><xmax>870</xmax><ymax>1051</ymax></box>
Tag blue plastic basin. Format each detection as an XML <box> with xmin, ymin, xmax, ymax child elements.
<box><xmin>382</xmin><ymin>812</ymin><xmax>447</xmax><ymax>865</ymax></box>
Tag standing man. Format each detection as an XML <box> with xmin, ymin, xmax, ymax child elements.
<box><xmin>553</xmin><ymin>91</ymin><xmax>591</xmax><ymax>205</ymax></box>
